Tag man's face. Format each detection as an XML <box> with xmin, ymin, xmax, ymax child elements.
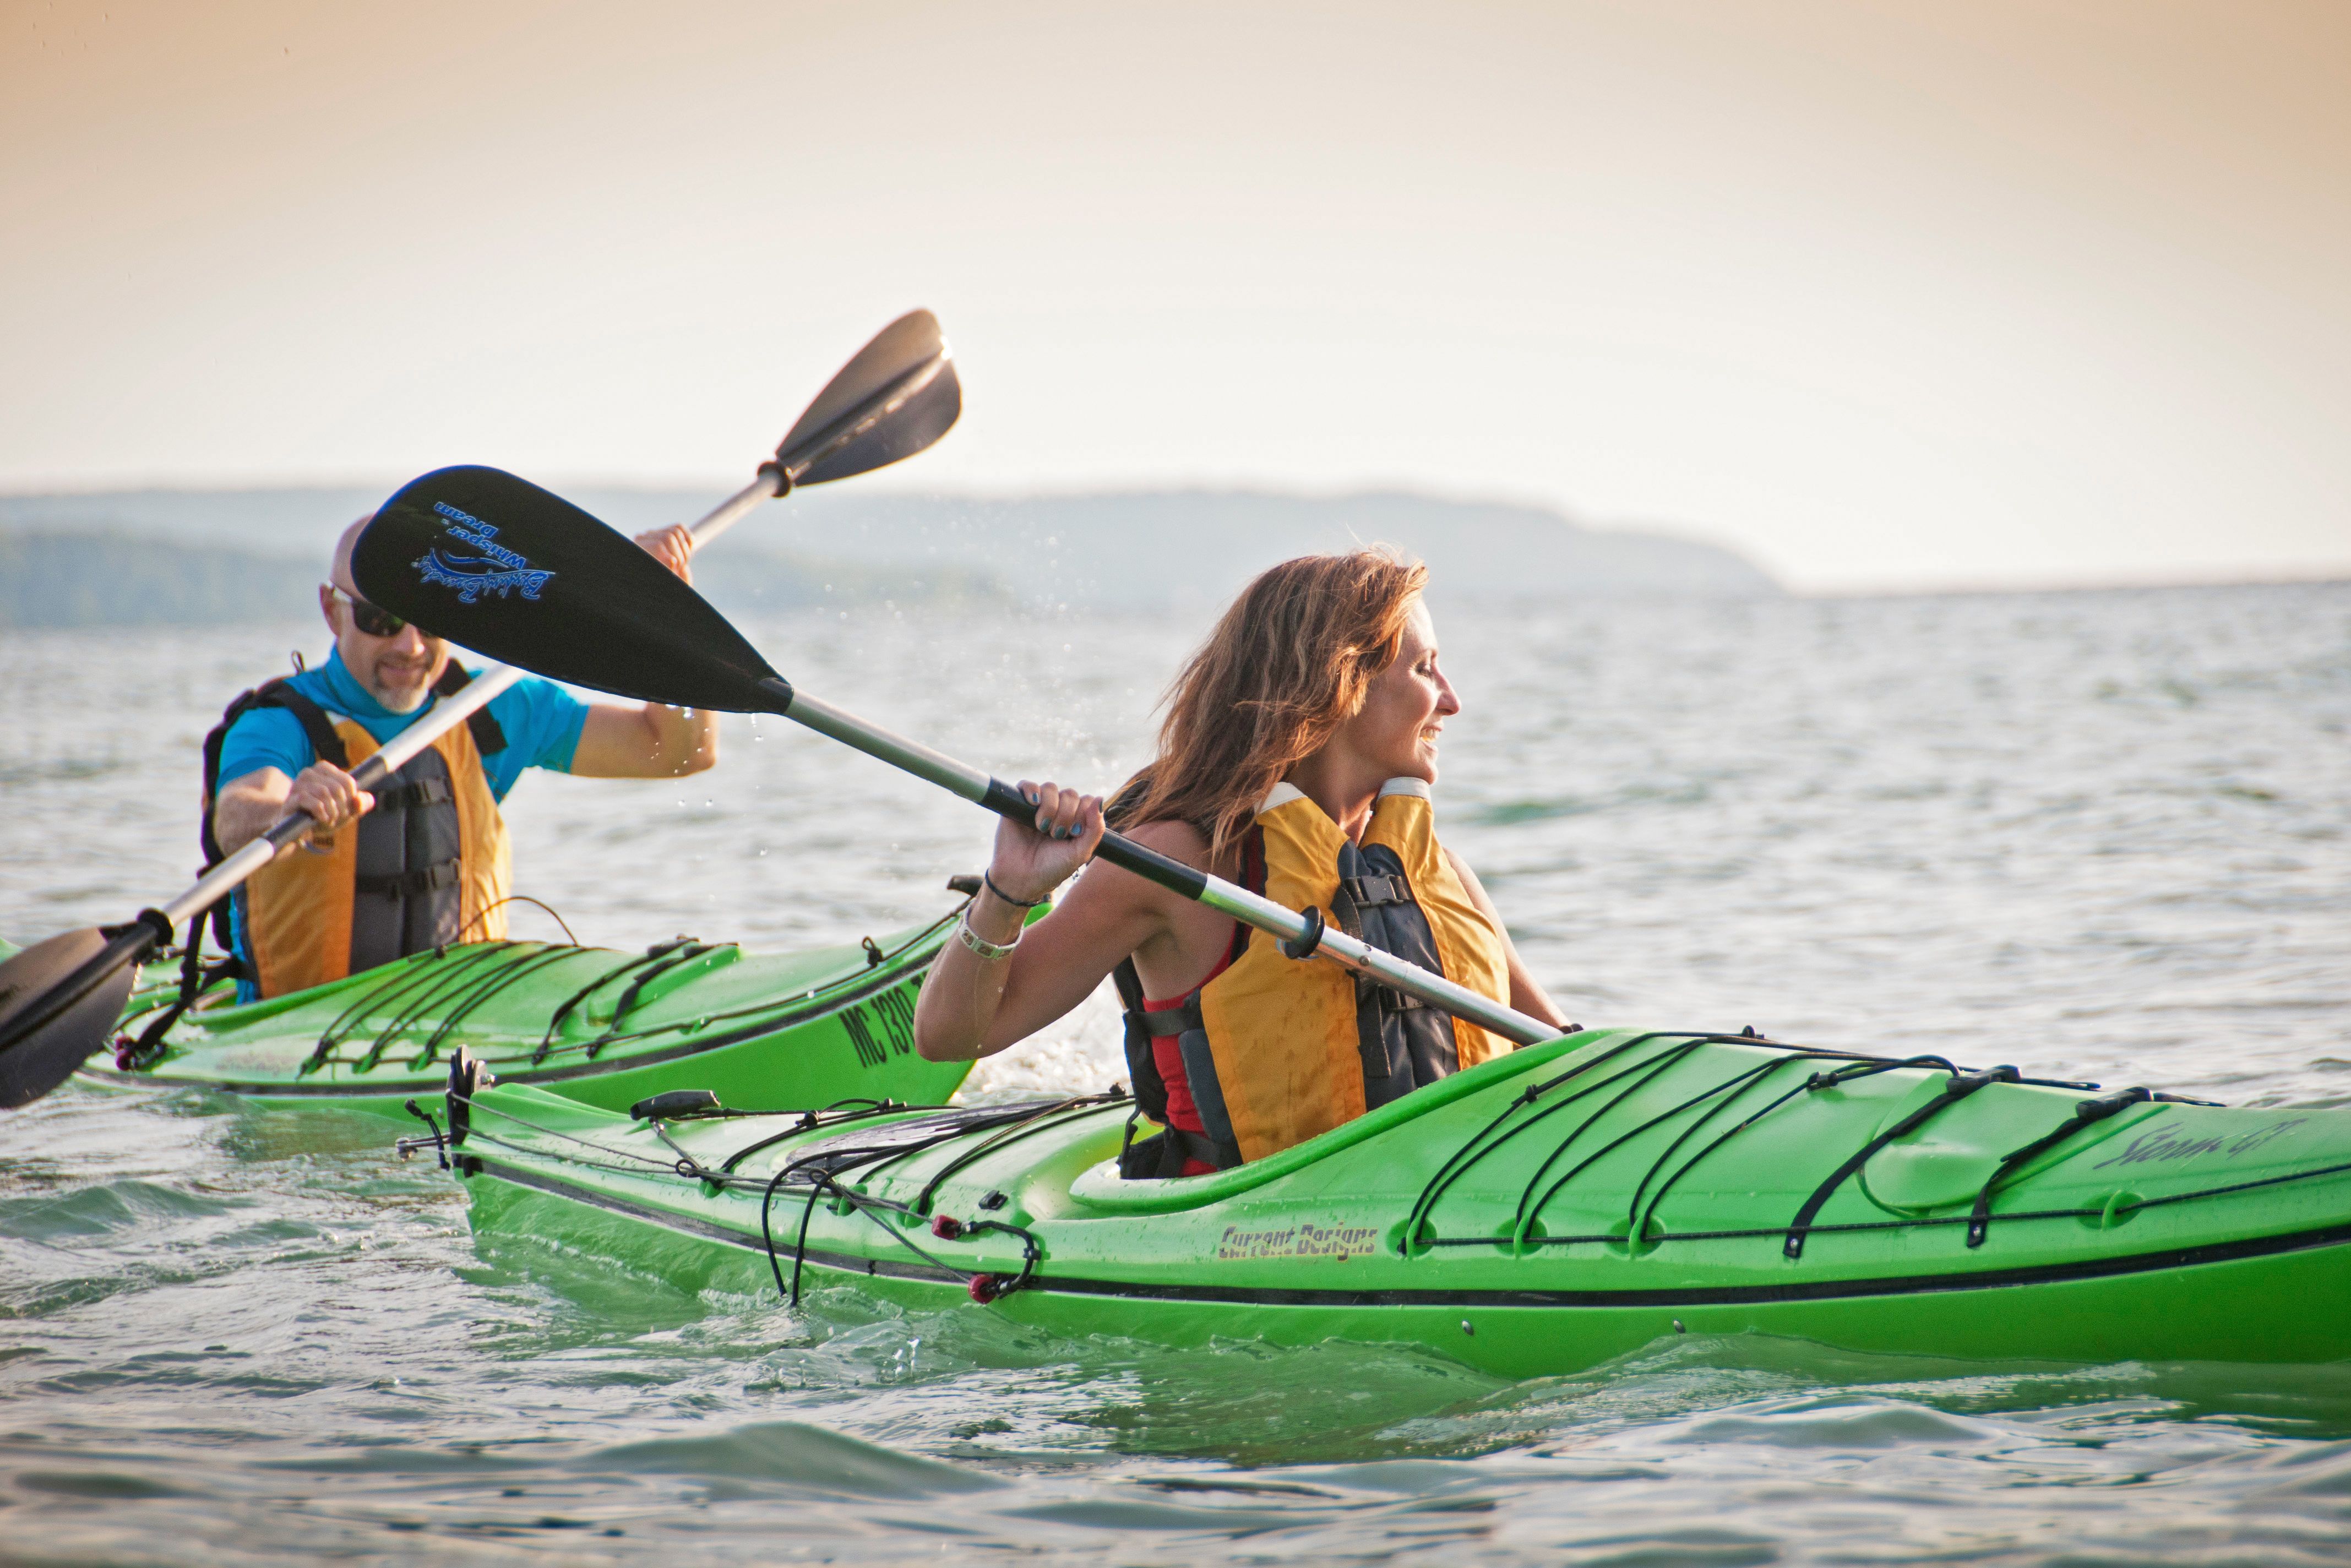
<box><xmin>319</xmin><ymin>580</ymin><xmax>449</xmax><ymax>714</ymax></box>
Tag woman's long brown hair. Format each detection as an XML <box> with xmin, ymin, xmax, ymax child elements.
<box><xmin>1111</xmin><ymin>548</ymin><xmax>1429</xmax><ymax>862</ymax></box>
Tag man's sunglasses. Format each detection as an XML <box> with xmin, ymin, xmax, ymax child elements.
<box><xmin>326</xmin><ymin>586</ymin><xmax>411</xmax><ymax>639</ymax></box>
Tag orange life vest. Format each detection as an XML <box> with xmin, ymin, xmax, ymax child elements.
<box><xmin>1117</xmin><ymin>778</ymin><xmax>1512</xmax><ymax>1173</ymax></box>
<box><xmin>238</xmin><ymin>715</ymin><xmax>511</xmax><ymax>998</ymax></box>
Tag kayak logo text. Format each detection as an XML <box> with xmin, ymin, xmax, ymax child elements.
<box><xmin>2091</xmin><ymin>1115</ymin><xmax>2306</xmax><ymax>1169</ymax></box>
<box><xmin>1216</xmin><ymin>1221</ymin><xmax>1379</xmax><ymax>1261</ymax></box>
<box><xmin>412</xmin><ymin>502</ymin><xmax>557</xmax><ymax>604</ymax></box>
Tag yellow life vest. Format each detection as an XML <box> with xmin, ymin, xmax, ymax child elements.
<box><xmin>1118</xmin><ymin>778</ymin><xmax>1512</xmax><ymax>1172</ymax></box>
<box><xmin>241</xmin><ymin>715</ymin><xmax>511</xmax><ymax>998</ymax></box>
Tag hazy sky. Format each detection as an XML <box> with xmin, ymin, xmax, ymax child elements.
<box><xmin>5</xmin><ymin>1</ymin><xmax>2347</xmax><ymax>591</ymax></box>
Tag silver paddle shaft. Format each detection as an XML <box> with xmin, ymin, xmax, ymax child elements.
<box><xmin>776</xmin><ymin>688</ymin><xmax>1561</xmax><ymax>1048</ymax></box>
<box><xmin>678</xmin><ymin>471</ymin><xmax>784</xmax><ymax>548</ymax></box>
<box><xmin>157</xmin><ymin>483</ymin><xmax>774</xmax><ymax>931</ymax></box>
<box><xmin>694</xmin><ymin>352</ymin><xmax>950</xmax><ymax>552</ymax></box>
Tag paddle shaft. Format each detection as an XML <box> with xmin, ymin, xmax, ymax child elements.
<box><xmin>681</xmin><ymin>472</ymin><xmax>783</xmax><ymax>549</ymax></box>
<box><xmin>764</xmin><ymin>680</ymin><xmax>1561</xmax><ymax>1048</ymax></box>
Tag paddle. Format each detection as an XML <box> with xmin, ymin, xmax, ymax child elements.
<box><xmin>350</xmin><ymin>470</ymin><xmax>1565</xmax><ymax>1050</ymax></box>
<box><xmin>0</xmin><ymin>311</ymin><xmax>962</xmax><ymax>1109</ymax></box>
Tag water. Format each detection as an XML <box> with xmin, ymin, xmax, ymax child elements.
<box><xmin>4</xmin><ymin>582</ymin><xmax>2349</xmax><ymax>1564</ymax></box>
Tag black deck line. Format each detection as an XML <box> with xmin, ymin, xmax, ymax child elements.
<box><xmin>82</xmin><ymin>946</ymin><xmax>937</xmax><ymax>1099</ymax></box>
<box><xmin>459</xmin><ymin>1152</ymin><xmax>2351</xmax><ymax>1311</ymax></box>
<box><xmin>461</xmin><ymin>1156</ymin><xmax>973</xmax><ymax>1287</ymax></box>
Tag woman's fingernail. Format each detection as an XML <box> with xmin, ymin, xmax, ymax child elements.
<box><xmin>1024</xmin><ymin>790</ymin><xmax>1039</xmax><ymax>805</ymax></box>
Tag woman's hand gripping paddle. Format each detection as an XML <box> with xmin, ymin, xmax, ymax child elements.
<box><xmin>0</xmin><ymin>311</ymin><xmax>962</xmax><ymax>1109</ymax></box>
<box><xmin>351</xmin><ymin>470</ymin><xmax>1567</xmax><ymax>1051</ymax></box>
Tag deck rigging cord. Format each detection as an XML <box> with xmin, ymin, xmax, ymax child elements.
<box><xmin>1398</xmin><ymin>1031</ymin><xmax>2302</xmax><ymax>1259</ymax></box>
<box><xmin>454</xmin><ymin>894</ymin><xmax>579</xmax><ymax>948</ymax></box>
<box><xmin>123</xmin><ymin>906</ymin><xmax>958</xmax><ymax>1081</ymax></box>
<box><xmin>401</xmin><ymin>1025</ymin><xmax>2351</xmax><ymax>1309</ymax></box>
<box><xmin>407</xmin><ymin>1060</ymin><xmax>1103</xmax><ymax>1306</ymax></box>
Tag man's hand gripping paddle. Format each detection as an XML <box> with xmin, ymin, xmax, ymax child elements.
<box><xmin>350</xmin><ymin>471</ymin><xmax>1568</xmax><ymax>1051</ymax></box>
<box><xmin>0</xmin><ymin>311</ymin><xmax>961</xmax><ymax>1109</ymax></box>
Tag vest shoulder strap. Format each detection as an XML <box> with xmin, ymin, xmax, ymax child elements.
<box><xmin>1111</xmin><ymin>958</ymin><xmax>1168</xmax><ymax>1124</ymax></box>
<box><xmin>432</xmin><ymin>665</ymin><xmax>508</xmax><ymax>757</ymax></box>
<box><xmin>197</xmin><ymin>676</ymin><xmax>351</xmax><ymax>966</ymax></box>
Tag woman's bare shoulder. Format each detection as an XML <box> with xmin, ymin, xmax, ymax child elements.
<box><xmin>1076</xmin><ymin>818</ymin><xmax>1217</xmax><ymax>917</ymax></box>
<box><xmin>1117</xmin><ymin>816</ymin><xmax>1213</xmax><ymax>867</ymax></box>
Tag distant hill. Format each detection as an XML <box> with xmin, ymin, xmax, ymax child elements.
<box><xmin>0</xmin><ymin>531</ymin><xmax>322</xmax><ymax>629</ymax></box>
<box><xmin>0</xmin><ymin>528</ymin><xmax>1004</xmax><ymax>630</ymax></box>
<box><xmin>575</xmin><ymin>490</ymin><xmax>1781</xmax><ymax>609</ymax></box>
<box><xmin>0</xmin><ymin>486</ymin><xmax>1777</xmax><ymax>627</ymax></box>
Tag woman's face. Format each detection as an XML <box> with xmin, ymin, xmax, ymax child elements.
<box><xmin>1340</xmin><ymin>596</ymin><xmax>1460</xmax><ymax>784</ymax></box>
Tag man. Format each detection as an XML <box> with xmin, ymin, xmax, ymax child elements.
<box><xmin>205</xmin><ymin>515</ymin><xmax>717</xmax><ymax>999</ymax></box>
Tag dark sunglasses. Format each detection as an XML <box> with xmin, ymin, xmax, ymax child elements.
<box><xmin>327</xmin><ymin>586</ymin><xmax>410</xmax><ymax>638</ymax></box>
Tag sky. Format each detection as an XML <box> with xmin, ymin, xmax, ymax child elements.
<box><xmin>3</xmin><ymin>1</ymin><xmax>2347</xmax><ymax>592</ymax></box>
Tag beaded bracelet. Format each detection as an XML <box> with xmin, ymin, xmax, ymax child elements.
<box><xmin>983</xmin><ymin>870</ymin><xmax>1047</xmax><ymax>909</ymax></box>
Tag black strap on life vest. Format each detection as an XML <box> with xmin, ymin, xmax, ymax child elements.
<box><xmin>196</xmin><ymin>677</ymin><xmax>351</xmax><ymax>962</ymax></box>
<box><xmin>1112</xmin><ymin>825</ymin><xmax>1261</xmax><ymax>1179</ymax></box>
<box><xmin>431</xmin><ymin>663</ymin><xmax>508</xmax><ymax>759</ymax></box>
<box><xmin>1329</xmin><ymin>857</ymin><xmax>1428</xmax><ymax>1019</ymax></box>
<box><xmin>366</xmin><ymin>775</ymin><xmax>455</xmax><ymax>814</ymax></box>
<box><xmin>1332</xmin><ymin>837</ymin><xmax>1460</xmax><ymax>1106</ymax></box>
<box><xmin>1112</xmin><ymin>969</ymin><xmax>1246</xmax><ymax>1178</ymax></box>
<box><xmin>353</xmin><ymin>858</ymin><xmax>463</xmax><ymax>900</ymax></box>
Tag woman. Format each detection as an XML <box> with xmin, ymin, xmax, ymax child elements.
<box><xmin>914</xmin><ymin>549</ymin><xmax>1570</xmax><ymax>1177</ymax></box>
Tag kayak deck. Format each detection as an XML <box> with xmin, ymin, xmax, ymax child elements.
<box><xmin>445</xmin><ymin>1028</ymin><xmax>2351</xmax><ymax>1374</ymax></box>
<box><xmin>78</xmin><ymin>908</ymin><xmax>971</xmax><ymax>1114</ymax></box>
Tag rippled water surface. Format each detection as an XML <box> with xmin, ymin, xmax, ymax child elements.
<box><xmin>4</xmin><ymin>583</ymin><xmax>2349</xmax><ymax>1564</ymax></box>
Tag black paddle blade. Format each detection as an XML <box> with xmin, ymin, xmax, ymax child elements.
<box><xmin>776</xmin><ymin>309</ymin><xmax>961</xmax><ymax>487</ymax></box>
<box><xmin>351</xmin><ymin>467</ymin><xmax>786</xmax><ymax>714</ymax></box>
<box><xmin>0</xmin><ymin>927</ymin><xmax>142</xmax><ymax>1108</ymax></box>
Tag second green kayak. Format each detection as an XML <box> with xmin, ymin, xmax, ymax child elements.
<box><xmin>70</xmin><ymin>900</ymin><xmax>975</xmax><ymax>1117</ymax></box>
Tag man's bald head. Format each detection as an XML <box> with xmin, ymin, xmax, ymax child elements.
<box><xmin>329</xmin><ymin>514</ymin><xmax>372</xmax><ymax>596</ymax></box>
<box><xmin>319</xmin><ymin>511</ymin><xmax>445</xmax><ymax>712</ymax></box>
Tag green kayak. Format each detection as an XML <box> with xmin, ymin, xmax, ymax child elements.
<box><xmin>437</xmin><ymin>1028</ymin><xmax>2351</xmax><ymax>1374</ymax></box>
<box><xmin>61</xmin><ymin>901</ymin><xmax>975</xmax><ymax>1117</ymax></box>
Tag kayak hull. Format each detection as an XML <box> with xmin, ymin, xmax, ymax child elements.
<box><xmin>74</xmin><ymin>911</ymin><xmax>971</xmax><ymax>1117</ymax></box>
<box><xmin>462</xmin><ymin>1151</ymin><xmax>2351</xmax><ymax>1376</ymax></box>
<box><xmin>442</xmin><ymin>1029</ymin><xmax>2351</xmax><ymax>1374</ymax></box>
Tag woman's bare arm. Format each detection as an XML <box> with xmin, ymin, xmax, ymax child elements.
<box><xmin>914</xmin><ymin>787</ymin><xmax>1231</xmax><ymax>1062</ymax></box>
